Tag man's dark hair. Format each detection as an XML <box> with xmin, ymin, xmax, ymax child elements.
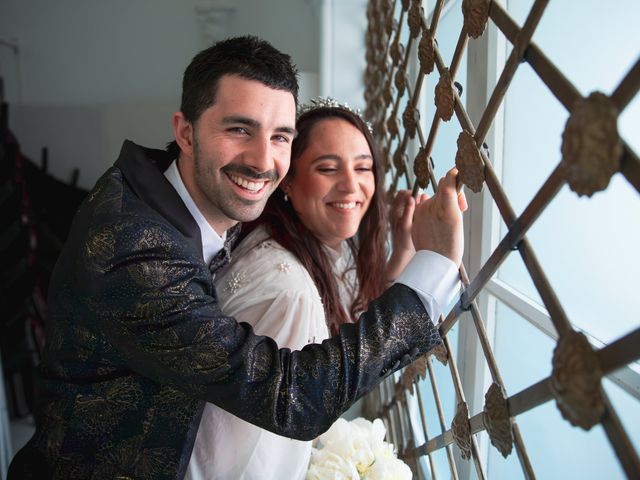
<box><xmin>167</xmin><ymin>35</ymin><xmax>299</xmax><ymax>157</ymax></box>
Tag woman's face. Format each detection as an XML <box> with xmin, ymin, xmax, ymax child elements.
<box><xmin>285</xmin><ymin>118</ymin><xmax>376</xmax><ymax>249</ymax></box>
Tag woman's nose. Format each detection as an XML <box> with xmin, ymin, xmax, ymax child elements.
<box><xmin>337</xmin><ymin>170</ymin><xmax>358</xmax><ymax>192</ymax></box>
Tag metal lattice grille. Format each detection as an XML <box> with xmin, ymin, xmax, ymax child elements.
<box><xmin>363</xmin><ymin>0</ymin><xmax>640</xmax><ymax>478</ymax></box>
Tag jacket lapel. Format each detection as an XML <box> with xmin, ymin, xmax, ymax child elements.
<box><xmin>115</xmin><ymin>140</ymin><xmax>203</xmax><ymax>256</ymax></box>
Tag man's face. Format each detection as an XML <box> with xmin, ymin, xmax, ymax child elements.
<box><xmin>177</xmin><ymin>75</ymin><xmax>296</xmax><ymax>234</ymax></box>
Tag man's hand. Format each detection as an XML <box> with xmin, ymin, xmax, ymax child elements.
<box><xmin>411</xmin><ymin>168</ymin><xmax>468</xmax><ymax>266</ymax></box>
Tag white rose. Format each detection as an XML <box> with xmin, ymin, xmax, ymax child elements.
<box><xmin>308</xmin><ymin>417</ymin><xmax>412</xmax><ymax>480</ymax></box>
<box><xmin>306</xmin><ymin>448</ymin><xmax>360</xmax><ymax>480</ymax></box>
<box><xmin>365</xmin><ymin>454</ymin><xmax>413</xmax><ymax>480</ymax></box>
<box><xmin>317</xmin><ymin>418</ymin><xmax>375</xmax><ymax>472</ymax></box>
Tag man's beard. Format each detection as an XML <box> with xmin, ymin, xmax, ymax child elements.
<box><xmin>192</xmin><ymin>138</ymin><xmax>279</xmax><ymax>223</ymax></box>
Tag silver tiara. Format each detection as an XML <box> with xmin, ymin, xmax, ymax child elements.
<box><xmin>297</xmin><ymin>97</ymin><xmax>373</xmax><ymax>134</ymax></box>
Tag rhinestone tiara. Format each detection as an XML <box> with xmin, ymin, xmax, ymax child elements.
<box><xmin>297</xmin><ymin>96</ymin><xmax>373</xmax><ymax>134</ymax></box>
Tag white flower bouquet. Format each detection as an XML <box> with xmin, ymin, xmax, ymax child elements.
<box><xmin>306</xmin><ymin>417</ymin><xmax>412</xmax><ymax>480</ymax></box>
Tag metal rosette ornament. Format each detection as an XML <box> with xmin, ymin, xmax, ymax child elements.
<box><xmin>462</xmin><ymin>0</ymin><xmax>491</xmax><ymax>39</ymax></box>
<box><xmin>395</xmin><ymin>68</ymin><xmax>407</xmax><ymax>97</ymax></box>
<box><xmin>400</xmin><ymin>356</ymin><xmax>428</xmax><ymax>395</ymax></box>
<box><xmin>452</xmin><ymin>401</ymin><xmax>472</xmax><ymax>460</ymax></box>
<box><xmin>435</xmin><ymin>68</ymin><xmax>456</xmax><ymax>121</ymax></box>
<box><xmin>455</xmin><ymin>130</ymin><xmax>485</xmax><ymax>193</ymax></box>
<box><xmin>431</xmin><ymin>342</ymin><xmax>448</xmax><ymax>365</ymax></box>
<box><xmin>560</xmin><ymin>91</ymin><xmax>622</xmax><ymax>197</ymax></box>
<box><xmin>393</xmin><ymin>145</ymin><xmax>408</xmax><ymax>176</ymax></box>
<box><xmin>413</xmin><ymin>147</ymin><xmax>430</xmax><ymax>189</ymax></box>
<box><xmin>418</xmin><ymin>27</ymin><xmax>436</xmax><ymax>75</ymax></box>
<box><xmin>550</xmin><ymin>330</ymin><xmax>605</xmax><ymax>430</ymax></box>
<box><xmin>408</xmin><ymin>0</ymin><xmax>423</xmax><ymax>39</ymax></box>
<box><xmin>483</xmin><ymin>382</ymin><xmax>514</xmax><ymax>457</ymax></box>
<box><xmin>402</xmin><ymin>103</ymin><xmax>419</xmax><ymax>139</ymax></box>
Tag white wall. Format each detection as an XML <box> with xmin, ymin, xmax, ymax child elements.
<box><xmin>0</xmin><ymin>0</ymin><xmax>320</xmax><ymax>189</ymax></box>
<box><xmin>318</xmin><ymin>0</ymin><xmax>368</xmax><ymax>110</ymax></box>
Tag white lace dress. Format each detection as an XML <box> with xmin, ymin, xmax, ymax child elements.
<box><xmin>185</xmin><ymin>226</ymin><xmax>357</xmax><ymax>480</ymax></box>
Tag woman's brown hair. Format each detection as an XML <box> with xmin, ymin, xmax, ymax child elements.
<box><xmin>243</xmin><ymin>106</ymin><xmax>388</xmax><ymax>335</ymax></box>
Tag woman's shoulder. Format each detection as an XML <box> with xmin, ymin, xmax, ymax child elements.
<box><xmin>232</xmin><ymin>226</ymin><xmax>290</xmax><ymax>258</ymax></box>
<box><xmin>229</xmin><ymin>227</ymin><xmax>303</xmax><ymax>271</ymax></box>
<box><xmin>215</xmin><ymin>226</ymin><xmax>319</xmax><ymax>299</ymax></box>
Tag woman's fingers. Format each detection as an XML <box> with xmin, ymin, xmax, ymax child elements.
<box><xmin>458</xmin><ymin>189</ymin><xmax>468</xmax><ymax>212</ymax></box>
<box><xmin>401</xmin><ymin>195</ymin><xmax>416</xmax><ymax>230</ymax></box>
<box><xmin>416</xmin><ymin>192</ymin><xmax>429</xmax><ymax>205</ymax></box>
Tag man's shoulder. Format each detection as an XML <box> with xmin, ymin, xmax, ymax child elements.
<box><xmin>80</xmin><ymin>166</ymin><xmax>170</xmax><ymax>226</ymax></box>
<box><xmin>70</xmin><ymin>168</ymin><xmax>189</xmax><ymax>258</ymax></box>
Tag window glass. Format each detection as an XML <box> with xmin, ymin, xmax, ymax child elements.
<box><xmin>498</xmin><ymin>0</ymin><xmax>640</xmax><ymax>343</ymax></box>
<box><xmin>491</xmin><ymin>301</ymin><xmax>630</xmax><ymax>479</ymax></box>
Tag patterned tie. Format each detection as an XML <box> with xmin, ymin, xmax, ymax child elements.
<box><xmin>208</xmin><ymin>223</ymin><xmax>241</xmax><ymax>277</ymax></box>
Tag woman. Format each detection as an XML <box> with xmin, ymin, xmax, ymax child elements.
<box><xmin>186</xmin><ymin>99</ymin><xmax>419</xmax><ymax>480</ymax></box>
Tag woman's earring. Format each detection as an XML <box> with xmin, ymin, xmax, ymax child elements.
<box><xmin>284</xmin><ymin>193</ymin><xmax>289</xmax><ymax>202</ymax></box>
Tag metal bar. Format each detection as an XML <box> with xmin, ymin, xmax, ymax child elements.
<box><xmin>451</xmin><ymin>88</ymin><xmax>518</xmax><ymax>223</ymax></box>
<box><xmin>442</xmin><ymin>163</ymin><xmax>565</xmax><ymax>334</ymax></box>
<box><xmin>414</xmin><ymin>348</ymin><xmax>640</xmax><ymax>461</ymax></box>
<box><xmin>465</xmin><ymin>294</ymin><xmax>536</xmax><ymax>477</ymax></box>
<box><xmin>487</xmin><ymin>276</ymin><xmax>640</xmax><ymax>400</ymax></box>
<box><xmin>599</xmin><ymin>327</ymin><xmax>640</xmax><ymax>374</ymax></box>
<box><xmin>383</xmin><ymin>376</ymin><xmax>399</xmax><ymax>447</ymax></box>
<box><xmin>517</xmin><ymin>238</ymin><xmax>574</xmax><ymax>337</ymax></box>
<box><xmin>414</xmin><ymin>385</ymin><xmax>441</xmax><ymax>479</ymax></box>
<box><xmin>443</xmin><ymin>336</ymin><xmax>487</xmax><ymax>480</ymax></box>
<box><xmin>444</xmin><ymin>87</ymin><xmax>576</xmax><ymax>339</ymax></box>
<box><xmin>620</xmin><ymin>143</ymin><xmax>640</xmax><ymax>195</ymax></box>
<box><xmin>426</xmin><ymin>355</ymin><xmax>460</xmax><ymax>476</ymax></box>
<box><xmin>409</xmin><ymin>23</ymin><xmax>469</xmax><ymax>194</ymax></box>
<box><xmin>611</xmin><ymin>56</ymin><xmax>640</xmax><ymax>111</ymax></box>
<box><xmin>600</xmin><ymin>392</ymin><xmax>640</xmax><ymax>478</ymax></box>
<box><xmin>474</xmin><ymin>0</ymin><xmax>550</xmax><ymax>144</ymax></box>
<box><xmin>491</xmin><ymin>1</ymin><xmax>583</xmax><ymax>111</ymax></box>
<box><xmin>388</xmin><ymin>376</ymin><xmax>401</xmax><ymax>448</ymax></box>
<box><xmin>395</xmin><ymin>382</ymin><xmax>409</xmax><ymax>454</ymax></box>
<box><xmin>410</xmin><ymin>47</ymin><xmax>450</xmax><ymax>196</ymax></box>
<box><xmin>429</xmin><ymin>0</ymin><xmax>445</xmax><ymax>37</ymax></box>
<box><xmin>377</xmin><ymin>2</ymin><xmax>406</xmax><ymax>153</ymax></box>
<box><xmin>449</xmin><ymin>28</ymin><xmax>469</xmax><ymax>80</ymax></box>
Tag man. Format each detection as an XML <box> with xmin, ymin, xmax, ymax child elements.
<box><xmin>9</xmin><ymin>36</ymin><xmax>465</xmax><ymax>479</ymax></box>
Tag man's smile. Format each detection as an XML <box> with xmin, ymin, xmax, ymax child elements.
<box><xmin>227</xmin><ymin>173</ymin><xmax>267</xmax><ymax>192</ymax></box>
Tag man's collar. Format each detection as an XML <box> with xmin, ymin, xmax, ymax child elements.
<box><xmin>164</xmin><ymin>159</ymin><xmax>236</xmax><ymax>264</ymax></box>
<box><xmin>115</xmin><ymin>140</ymin><xmax>203</xmax><ymax>256</ymax></box>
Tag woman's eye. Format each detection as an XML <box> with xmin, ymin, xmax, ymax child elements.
<box><xmin>317</xmin><ymin>167</ymin><xmax>337</xmax><ymax>173</ymax></box>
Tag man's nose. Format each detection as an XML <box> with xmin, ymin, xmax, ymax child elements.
<box><xmin>244</xmin><ymin>136</ymin><xmax>273</xmax><ymax>173</ymax></box>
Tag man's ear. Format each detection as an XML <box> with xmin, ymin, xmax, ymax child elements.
<box><xmin>172</xmin><ymin>112</ymin><xmax>194</xmax><ymax>158</ymax></box>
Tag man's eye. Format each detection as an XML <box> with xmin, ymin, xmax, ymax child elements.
<box><xmin>273</xmin><ymin>134</ymin><xmax>291</xmax><ymax>143</ymax></box>
<box><xmin>229</xmin><ymin>127</ymin><xmax>249</xmax><ymax>135</ymax></box>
